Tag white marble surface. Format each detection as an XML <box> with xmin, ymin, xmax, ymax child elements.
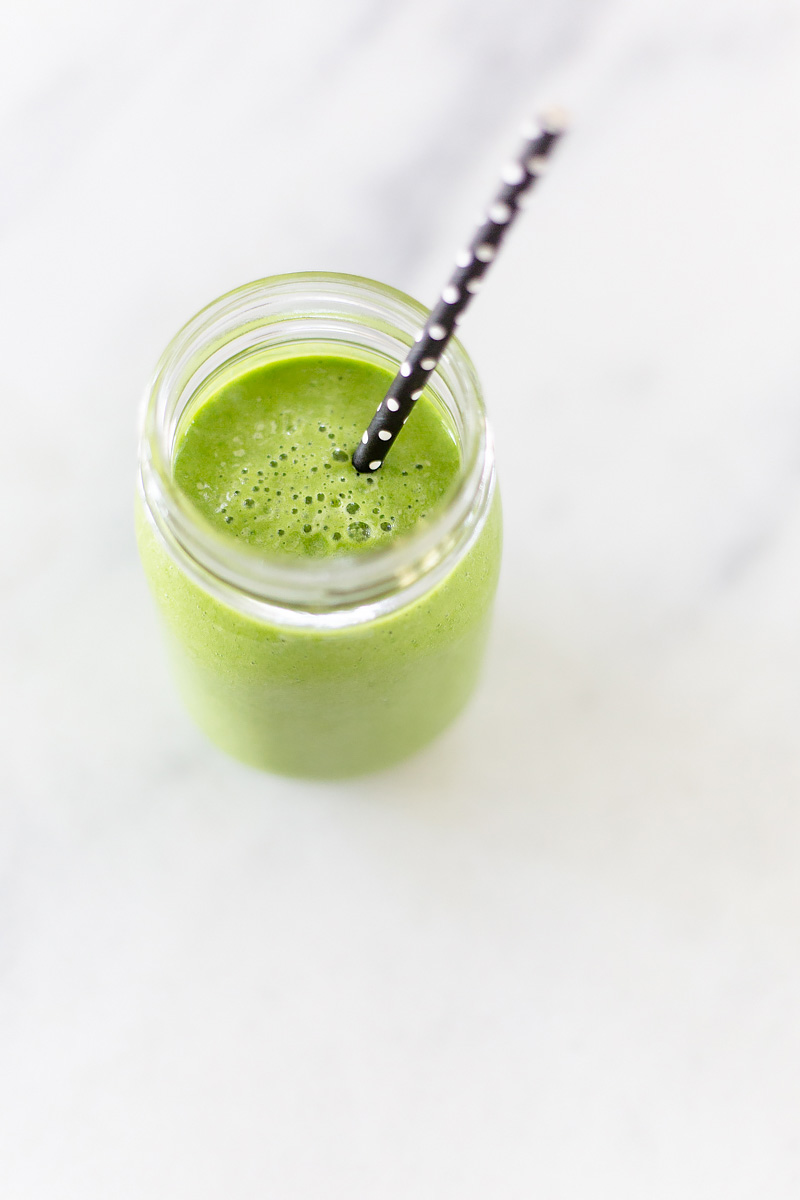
<box><xmin>3</xmin><ymin>0</ymin><xmax>800</xmax><ymax>1194</ymax></box>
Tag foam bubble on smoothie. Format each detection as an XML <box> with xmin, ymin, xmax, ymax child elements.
<box><xmin>173</xmin><ymin>355</ymin><xmax>459</xmax><ymax>558</ymax></box>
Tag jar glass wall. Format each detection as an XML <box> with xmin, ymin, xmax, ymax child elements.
<box><xmin>136</xmin><ymin>273</ymin><xmax>501</xmax><ymax>778</ymax></box>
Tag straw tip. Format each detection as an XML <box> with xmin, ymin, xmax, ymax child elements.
<box><xmin>522</xmin><ymin>106</ymin><xmax>570</xmax><ymax>140</ymax></box>
<box><xmin>540</xmin><ymin>105</ymin><xmax>570</xmax><ymax>135</ymax></box>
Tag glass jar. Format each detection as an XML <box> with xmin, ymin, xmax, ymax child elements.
<box><xmin>136</xmin><ymin>273</ymin><xmax>501</xmax><ymax>778</ymax></box>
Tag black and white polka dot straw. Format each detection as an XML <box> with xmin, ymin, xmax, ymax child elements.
<box><xmin>352</xmin><ymin>109</ymin><xmax>568</xmax><ymax>473</ymax></box>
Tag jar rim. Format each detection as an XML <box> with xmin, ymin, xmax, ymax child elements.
<box><xmin>138</xmin><ymin>272</ymin><xmax>495</xmax><ymax>628</ymax></box>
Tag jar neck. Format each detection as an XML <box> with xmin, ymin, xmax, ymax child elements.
<box><xmin>138</xmin><ymin>273</ymin><xmax>494</xmax><ymax>629</ymax></box>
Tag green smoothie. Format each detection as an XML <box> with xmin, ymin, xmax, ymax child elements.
<box><xmin>172</xmin><ymin>355</ymin><xmax>461</xmax><ymax>559</ymax></box>
<box><xmin>137</xmin><ymin>284</ymin><xmax>501</xmax><ymax>779</ymax></box>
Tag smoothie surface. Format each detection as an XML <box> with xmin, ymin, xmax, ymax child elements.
<box><xmin>173</xmin><ymin>354</ymin><xmax>460</xmax><ymax>557</ymax></box>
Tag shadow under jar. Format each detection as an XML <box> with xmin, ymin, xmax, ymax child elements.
<box><xmin>136</xmin><ymin>273</ymin><xmax>501</xmax><ymax>779</ymax></box>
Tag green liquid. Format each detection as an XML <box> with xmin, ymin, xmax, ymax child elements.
<box><xmin>138</xmin><ymin>351</ymin><xmax>501</xmax><ymax>778</ymax></box>
<box><xmin>173</xmin><ymin>355</ymin><xmax>460</xmax><ymax>556</ymax></box>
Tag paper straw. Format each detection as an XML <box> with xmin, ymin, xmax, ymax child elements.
<box><xmin>352</xmin><ymin>109</ymin><xmax>567</xmax><ymax>473</ymax></box>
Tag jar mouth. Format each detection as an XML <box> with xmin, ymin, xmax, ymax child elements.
<box><xmin>138</xmin><ymin>273</ymin><xmax>494</xmax><ymax>625</ymax></box>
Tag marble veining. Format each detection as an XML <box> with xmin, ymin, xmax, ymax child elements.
<box><xmin>2</xmin><ymin>0</ymin><xmax>800</xmax><ymax>1195</ymax></box>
